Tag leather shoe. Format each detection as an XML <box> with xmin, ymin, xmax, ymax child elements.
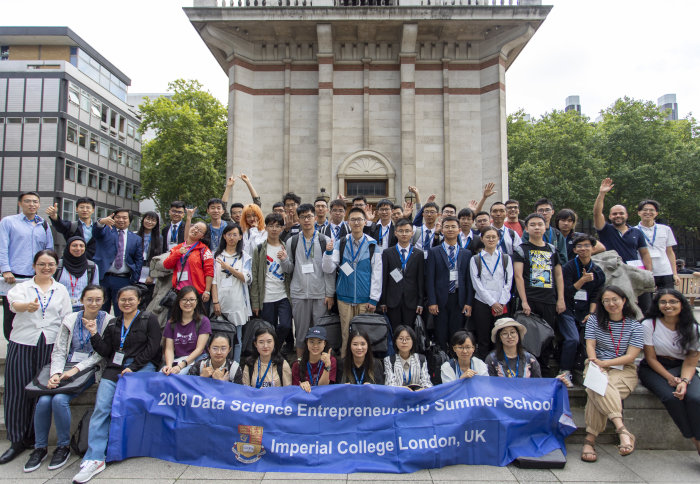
<box><xmin>0</xmin><ymin>442</ymin><xmax>29</xmax><ymax>465</ymax></box>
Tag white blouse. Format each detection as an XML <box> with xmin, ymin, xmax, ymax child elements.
<box><xmin>7</xmin><ymin>277</ymin><xmax>72</xmax><ymax>345</ymax></box>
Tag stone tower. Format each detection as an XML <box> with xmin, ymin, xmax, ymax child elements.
<box><xmin>186</xmin><ymin>1</ymin><xmax>551</xmax><ymax>208</ymax></box>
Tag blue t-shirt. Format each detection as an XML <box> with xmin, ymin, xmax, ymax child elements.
<box><xmin>596</xmin><ymin>223</ymin><xmax>646</xmax><ymax>262</ymax></box>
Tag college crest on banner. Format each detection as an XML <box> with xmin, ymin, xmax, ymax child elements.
<box><xmin>107</xmin><ymin>373</ymin><xmax>576</xmax><ymax>473</ymax></box>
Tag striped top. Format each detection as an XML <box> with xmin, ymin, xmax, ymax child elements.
<box><xmin>584</xmin><ymin>315</ymin><xmax>644</xmax><ymax>360</ymax></box>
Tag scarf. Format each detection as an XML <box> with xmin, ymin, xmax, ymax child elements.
<box><xmin>62</xmin><ymin>235</ymin><xmax>89</xmax><ymax>278</ymax></box>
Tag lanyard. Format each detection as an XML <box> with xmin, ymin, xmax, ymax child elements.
<box><xmin>307</xmin><ymin>361</ymin><xmax>325</xmax><ymax>386</ymax></box>
<box><xmin>76</xmin><ymin>311</ymin><xmax>93</xmax><ymax>351</ymax></box>
<box><xmin>480</xmin><ymin>251</ymin><xmax>501</xmax><ymax>277</ymax></box>
<box><xmin>609</xmin><ymin>319</ymin><xmax>626</xmax><ymax>357</ymax></box>
<box><xmin>458</xmin><ymin>232</ymin><xmax>471</xmax><ymax>249</ymax></box>
<box><xmin>120</xmin><ymin>310</ymin><xmax>140</xmax><ymax>350</ymax></box>
<box><xmin>33</xmin><ymin>287</ymin><xmax>54</xmax><ymax>319</ymax></box>
<box><xmin>143</xmin><ymin>233</ymin><xmax>151</xmax><ymax>257</ymax></box>
<box><xmin>442</xmin><ymin>242</ymin><xmax>459</xmax><ymax>269</ymax></box>
<box><xmin>638</xmin><ymin>224</ymin><xmax>657</xmax><ymax>248</ymax></box>
<box><xmin>454</xmin><ymin>359</ymin><xmax>473</xmax><ymax>378</ymax></box>
<box><xmin>315</xmin><ymin>221</ymin><xmax>328</xmax><ymax>231</ymax></box>
<box><xmin>396</xmin><ymin>245</ymin><xmax>413</xmax><ymax>271</ymax></box>
<box><xmin>378</xmin><ymin>224</ymin><xmax>390</xmax><ymax>244</ymax></box>
<box><xmin>421</xmin><ymin>226</ymin><xmax>435</xmax><ymax>248</ymax></box>
<box><xmin>543</xmin><ymin>227</ymin><xmax>554</xmax><ymax>244</ymax></box>
<box><xmin>502</xmin><ymin>354</ymin><xmax>520</xmax><ymax>378</ymax></box>
<box><xmin>352</xmin><ymin>367</ymin><xmax>365</xmax><ymax>385</ymax></box>
<box><xmin>256</xmin><ymin>358</ymin><xmax>272</xmax><ymax>388</ymax></box>
<box><xmin>348</xmin><ymin>236</ymin><xmax>366</xmax><ymax>264</ymax></box>
<box><xmin>170</xmin><ymin>224</ymin><xmax>178</xmax><ymax>243</ymax></box>
<box><xmin>180</xmin><ymin>241</ymin><xmax>200</xmax><ymax>266</ymax></box>
<box><xmin>302</xmin><ymin>230</ymin><xmax>317</xmax><ymax>259</ymax></box>
<box><xmin>402</xmin><ymin>361</ymin><xmax>412</xmax><ymax>385</ymax></box>
<box><xmin>574</xmin><ymin>256</ymin><xmax>593</xmax><ymax>280</ymax></box>
<box><xmin>68</xmin><ymin>274</ymin><xmax>80</xmax><ymax>299</ymax></box>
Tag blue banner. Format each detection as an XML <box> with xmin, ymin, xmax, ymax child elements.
<box><xmin>107</xmin><ymin>373</ymin><xmax>576</xmax><ymax>473</ymax></box>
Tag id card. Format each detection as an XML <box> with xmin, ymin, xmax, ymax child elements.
<box><xmin>574</xmin><ymin>290</ymin><xmax>588</xmax><ymax>301</ymax></box>
<box><xmin>340</xmin><ymin>262</ymin><xmax>354</xmax><ymax>276</ymax></box>
<box><xmin>625</xmin><ymin>260</ymin><xmax>645</xmax><ymax>270</ymax></box>
<box><xmin>390</xmin><ymin>268</ymin><xmax>403</xmax><ymax>283</ymax></box>
<box><xmin>71</xmin><ymin>351</ymin><xmax>89</xmax><ymax>363</ymax></box>
<box><xmin>449</xmin><ymin>270</ymin><xmax>458</xmax><ymax>282</ymax></box>
<box><xmin>647</xmin><ymin>247</ymin><xmax>661</xmax><ymax>257</ymax></box>
<box><xmin>177</xmin><ymin>271</ymin><xmax>189</xmax><ymax>280</ymax></box>
<box><xmin>113</xmin><ymin>351</ymin><xmax>125</xmax><ymax>365</ymax></box>
<box><xmin>301</xmin><ymin>263</ymin><xmax>315</xmax><ymax>274</ymax></box>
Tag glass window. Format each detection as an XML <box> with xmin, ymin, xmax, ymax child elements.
<box><xmin>117</xmin><ymin>180</ymin><xmax>124</xmax><ymax>197</ymax></box>
<box><xmin>98</xmin><ymin>172</ymin><xmax>106</xmax><ymax>191</ymax></box>
<box><xmin>62</xmin><ymin>199</ymin><xmax>75</xmax><ymax>222</ymax></box>
<box><xmin>78</xmin><ymin>127</ymin><xmax>87</xmax><ymax>148</ymax></box>
<box><xmin>69</xmin><ymin>47</ymin><xmax>77</xmax><ymax>66</ymax></box>
<box><xmin>96</xmin><ymin>207</ymin><xmax>107</xmax><ymax>219</ymax></box>
<box><xmin>68</xmin><ymin>88</ymin><xmax>79</xmax><ymax>105</ymax></box>
<box><xmin>77</xmin><ymin>165</ymin><xmax>86</xmax><ymax>185</ymax></box>
<box><xmin>88</xmin><ymin>169</ymin><xmax>97</xmax><ymax>188</ymax></box>
<box><xmin>345</xmin><ymin>180</ymin><xmax>388</xmax><ymax>197</ymax></box>
<box><xmin>118</xmin><ymin>116</ymin><xmax>125</xmax><ymax>133</ymax></box>
<box><xmin>109</xmin><ymin>144</ymin><xmax>117</xmax><ymax>161</ymax></box>
<box><xmin>117</xmin><ymin>148</ymin><xmax>124</xmax><ymax>165</ymax></box>
<box><xmin>125</xmin><ymin>183</ymin><xmax>133</xmax><ymax>200</ymax></box>
<box><xmin>135</xmin><ymin>129</ymin><xmax>141</xmax><ymax>142</ymax></box>
<box><xmin>101</xmin><ymin>105</ymin><xmax>108</xmax><ymax>124</ymax></box>
<box><xmin>126</xmin><ymin>155</ymin><xmax>132</xmax><ymax>168</ymax></box>
<box><xmin>80</xmin><ymin>90</ymin><xmax>90</xmax><ymax>112</ymax></box>
<box><xmin>65</xmin><ymin>161</ymin><xmax>75</xmax><ymax>181</ymax></box>
<box><xmin>89</xmin><ymin>133</ymin><xmax>99</xmax><ymax>152</ymax></box>
<box><xmin>91</xmin><ymin>100</ymin><xmax>101</xmax><ymax>117</ymax></box>
<box><xmin>110</xmin><ymin>111</ymin><xmax>117</xmax><ymax>129</ymax></box>
<box><xmin>108</xmin><ymin>176</ymin><xmax>115</xmax><ymax>194</ymax></box>
<box><xmin>127</xmin><ymin>123</ymin><xmax>135</xmax><ymax>138</ymax></box>
<box><xmin>42</xmin><ymin>118</ymin><xmax>57</xmax><ymax>124</ymax></box>
<box><xmin>133</xmin><ymin>157</ymin><xmax>140</xmax><ymax>172</ymax></box>
<box><xmin>1</xmin><ymin>46</ymin><xmax>9</xmax><ymax>61</ymax></box>
<box><xmin>67</xmin><ymin>122</ymin><xmax>77</xmax><ymax>144</ymax></box>
<box><xmin>99</xmin><ymin>137</ymin><xmax>108</xmax><ymax>157</ymax></box>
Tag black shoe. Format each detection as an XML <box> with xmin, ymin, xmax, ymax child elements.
<box><xmin>48</xmin><ymin>445</ymin><xmax>71</xmax><ymax>470</ymax></box>
<box><xmin>23</xmin><ymin>447</ymin><xmax>47</xmax><ymax>473</ymax></box>
<box><xmin>0</xmin><ymin>442</ymin><xmax>29</xmax><ymax>465</ymax></box>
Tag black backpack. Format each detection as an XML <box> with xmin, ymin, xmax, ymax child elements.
<box><xmin>425</xmin><ymin>342</ymin><xmax>450</xmax><ymax>385</ymax></box>
<box><xmin>70</xmin><ymin>408</ymin><xmax>93</xmax><ymax>455</ymax></box>
<box><xmin>338</xmin><ymin>236</ymin><xmax>376</xmax><ymax>270</ymax></box>
<box><xmin>474</xmin><ymin>252</ymin><xmax>510</xmax><ymax>285</ymax></box>
<box><xmin>54</xmin><ymin>259</ymin><xmax>97</xmax><ymax>285</ymax></box>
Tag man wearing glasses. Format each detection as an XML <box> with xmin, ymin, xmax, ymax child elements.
<box><xmin>162</xmin><ymin>201</ymin><xmax>186</xmax><ymax>252</ymax></box>
<box><xmin>521</xmin><ymin>198</ymin><xmax>568</xmax><ymax>264</ymax></box>
<box><xmin>368</xmin><ymin>199</ymin><xmax>398</xmax><ymax>252</ymax></box>
<box><xmin>410</xmin><ymin>202</ymin><xmax>444</xmax><ymax>259</ymax></box>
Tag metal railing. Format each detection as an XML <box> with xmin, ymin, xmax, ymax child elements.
<box><xmin>193</xmin><ymin>0</ymin><xmax>542</xmax><ymax>7</ymax></box>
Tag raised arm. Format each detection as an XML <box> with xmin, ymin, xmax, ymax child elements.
<box><xmin>240</xmin><ymin>173</ymin><xmax>261</xmax><ymax>206</ymax></box>
<box><xmin>474</xmin><ymin>183</ymin><xmax>496</xmax><ymax>214</ymax></box>
<box><xmin>593</xmin><ymin>178</ymin><xmax>613</xmax><ymax>231</ymax></box>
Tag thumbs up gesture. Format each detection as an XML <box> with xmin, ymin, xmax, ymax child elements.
<box><xmin>45</xmin><ymin>203</ymin><xmax>58</xmax><ymax>220</ymax></box>
<box><xmin>27</xmin><ymin>298</ymin><xmax>40</xmax><ymax>313</ymax></box>
<box><xmin>580</xmin><ymin>268</ymin><xmax>595</xmax><ymax>284</ymax></box>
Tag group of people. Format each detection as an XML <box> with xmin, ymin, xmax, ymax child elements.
<box><xmin>0</xmin><ymin>174</ymin><xmax>697</xmax><ymax>481</ymax></box>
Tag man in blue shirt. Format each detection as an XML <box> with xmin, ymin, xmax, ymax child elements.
<box><xmin>0</xmin><ymin>192</ymin><xmax>54</xmax><ymax>339</ymax></box>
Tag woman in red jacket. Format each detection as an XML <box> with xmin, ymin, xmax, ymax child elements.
<box><xmin>163</xmin><ymin>221</ymin><xmax>215</xmax><ymax>307</ymax></box>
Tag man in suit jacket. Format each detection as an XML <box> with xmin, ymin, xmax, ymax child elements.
<box><xmin>45</xmin><ymin>197</ymin><xmax>97</xmax><ymax>259</ymax></box>
<box><xmin>161</xmin><ymin>201</ymin><xmax>186</xmax><ymax>252</ymax></box>
<box><xmin>380</xmin><ymin>218</ymin><xmax>424</xmax><ymax>330</ymax></box>
<box><xmin>369</xmin><ymin>199</ymin><xmax>398</xmax><ymax>252</ymax></box>
<box><xmin>426</xmin><ymin>216</ymin><xmax>474</xmax><ymax>350</ymax></box>
<box><xmin>94</xmin><ymin>209</ymin><xmax>143</xmax><ymax>317</ymax></box>
<box><xmin>321</xmin><ymin>199</ymin><xmax>350</xmax><ymax>242</ymax></box>
<box><xmin>410</xmin><ymin>202</ymin><xmax>444</xmax><ymax>259</ymax></box>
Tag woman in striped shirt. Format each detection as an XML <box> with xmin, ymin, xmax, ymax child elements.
<box><xmin>581</xmin><ymin>285</ymin><xmax>644</xmax><ymax>462</ymax></box>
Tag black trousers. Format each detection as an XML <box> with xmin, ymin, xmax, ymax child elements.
<box><xmin>4</xmin><ymin>335</ymin><xmax>53</xmax><ymax>444</ymax></box>
<box><xmin>434</xmin><ymin>292</ymin><xmax>464</xmax><ymax>350</ymax></box>
<box><xmin>638</xmin><ymin>275</ymin><xmax>675</xmax><ymax>315</ymax></box>
<box><xmin>471</xmin><ymin>299</ymin><xmax>509</xmax><ymax>361</ymax></box>
<box><xmin>3</xmin><ymin>273</ymin><xmax>32</xmax><ymax>340</ymax></box>
<box><xmin>386</xmin><ymin>303</ymin><xmax>418</xmax><ymax>332</ymax></box>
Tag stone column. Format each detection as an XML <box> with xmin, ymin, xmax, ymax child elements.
<box><xmin>399</xmin><ymin>24</ymin><xmax>418</xmax><ymax>196</ymax></box>
<box><xmin>362</xmin><ymin>56</ymin><xmax>371</xmax><ymax>149</ymax></box>
<box><xmin>316</xmin><ymin>24</ymin><xmax>334</xmax><ymax>197</ymax></box>
<box><xmin>442</xmin><ymin>55</ymin><xmax>451</xmax><ymax>203</ymax></box>
<box><xmin>283</xmin><ymin>58</ymin><xmax>292</xmax><ymax>193</ymax></box>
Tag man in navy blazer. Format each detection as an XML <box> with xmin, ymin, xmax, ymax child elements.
<box><xmin>426</xmin><ymin>216</ymin><xmax>474</xmax><ymax>350</ymax></box>
<box><xmin>94</xmin><ymin>208</ymin><xmax>143</xmax><ymax>317</ymax></box>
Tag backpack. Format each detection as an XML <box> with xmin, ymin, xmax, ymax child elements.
<box><xmin>54</xmin><ymin>259</ymin><xmax>97</xmax><ymax>284</ymax></box>
<box><xmin>288</xmin><ymin>232</ymin><xmax>328</xmax><ymax>281</ymax></box>
<box><xmin>246</xmin><ymin>359</ymin><xmax>285</xmax><ymax>387</ymax></box>
<box><xmin>70</xmin><ymin>408</ymin><xmax>94</xmax><ymax>455</ymax></box>
<box><xmin>338</xmin><ymin>236</ymin><xmax>376</xmax><ymax>267</ymax></box>
<box><xmin>425</xmin><ymin>342</ymin><xmax>449</xmax><ymax>385</ymax></box>
<box><xmin>474</xmin><ymin>252</ymin><xmax>510</xmax><ymax>285</ymax></box>
<box><xmin>389</xmin><ymin>353</ymin><xmax>426</xmax><ymax>370</ymax></box>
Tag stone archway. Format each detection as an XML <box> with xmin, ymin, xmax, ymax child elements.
<box><xmin>337</xmin><ymin>150</ymin><xmax>396</xmax><ymax>202</ymax></box>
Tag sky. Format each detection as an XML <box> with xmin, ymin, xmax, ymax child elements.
<box><xmin>3</xmin><ymin>0</ymin><xmax>699</xmax><ymax>120</ymax></box>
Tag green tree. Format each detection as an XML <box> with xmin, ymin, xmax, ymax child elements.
<box><xmin>138</xmin><ymin>79</ymin><xmax>227</xmax><ymax>218</ymax></box>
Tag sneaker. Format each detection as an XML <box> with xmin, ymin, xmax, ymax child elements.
<box><xmin>72</xmin><ymin>459</ymin><xmax>105</xmax><ymax>483</ymax></box>
<box><xmin>48</xmin><ymin>445</ymin><xmax>71</xmax><ymax>470</ymax></box>
<box><xmin>23</xmin><ymin>447</ymin><xmax>48</xmax><ymax>473</ymax></box>
<box><xmin>559</xmin><ymin>371</ymin><xmax>574</xmax><ymax>388</ymax></box>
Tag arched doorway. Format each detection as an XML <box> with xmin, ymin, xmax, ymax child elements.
<box><xmin>337</xmin><ymin>150</ymin><xmax>396</xmax><ymax>204</ymax></box>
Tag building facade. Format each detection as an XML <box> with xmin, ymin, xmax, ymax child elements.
<box><xmin>657</xmin><ymin>93</ymin><xmax>678</xmax><ymax>121</ymax></box>
<box><xmin>186</xmin><ymin>1</ymin><xmax>550</xmax><ymax>208</ymax></box>
<box><xmin>0</xmin><ymin>26</ymin><xmax>141</xmax><ymax>230</ymax></box>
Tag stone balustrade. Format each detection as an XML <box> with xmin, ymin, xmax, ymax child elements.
<box><xmin>193</xmin><ymin>0</ymin><xmax>542</xmax><ymax>7</ymax></box>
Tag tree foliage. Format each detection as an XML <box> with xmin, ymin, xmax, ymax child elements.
<box><xmin>138</xmin><ymin>79</ymin><xmax>227</xmax><ymax>217</ymax></box>
<box><xmin>508</xmin><ymin>98</ymin><xmax>700</xmax><ymax>229</ymax></box>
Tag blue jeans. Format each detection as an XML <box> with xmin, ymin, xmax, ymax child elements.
<box><xmin>34</xmin><ymin>375</ymin><xmax>95</xmax><ymax>448</ymax></box>
<box><xmin>83</xmin><ymin>361</ymin><xmax>156</xmax><ymax>462</ymax></box>
<box><xmin>233</xmin><ymin>325</ymin><xmax>243</xmax><ymax>363</ymax></box>
<box><xmin>101</xmin><ymin>275</ymin><xmax>133</xmax><ymax>318</ymax></box>
<box><xmin>557</xmin><ymin>310</ymin><xmax>581</xmax><ymax>372</ymax></box>
<box><xmin>261</xmin><ymin>298</ymin><xmax>292</xmax><ymax>349</ymax></box>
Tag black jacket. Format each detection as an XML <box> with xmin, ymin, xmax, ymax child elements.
<box><xmin>49</xmin><ymin>216</ymin><xmax>96</xmax><ymax>259</ymax></box>
<box><xmin>380</xmin><ymin>244</ymin><xmax>424</xmax><ymax>309</ymax></box>
<box><xmin>161</xmin><ymin>222</ymin><xmax>186</xmax><ymax>253</ymax></box>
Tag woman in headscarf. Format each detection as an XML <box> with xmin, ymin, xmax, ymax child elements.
<box><xmin>55</xmin><ymin>236</ymin><xmax>99</xmax><ymax>312</ymax></box>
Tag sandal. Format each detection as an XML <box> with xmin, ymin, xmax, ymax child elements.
<box><xmin>616</xmin><ymin>426</ymin><xmax>636</xmax><ymax>456</ymax></box>
<box><xmin>581</xmin><ymin>437</ymin><xmax>597</xmax><ymax>463</ymax></box>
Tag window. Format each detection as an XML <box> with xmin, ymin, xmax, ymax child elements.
<box><xmin>67</xmin><ymin>122</ymin><xmax>77</xmax><ymax>144</ymax></box>
<box><xmin>91</xmin><ymin>99</ymin><xmax>101</xmax><ymax>117</ymax></box>
<box><xmin>65</xmin><ymin>161</ymin><xmax>76</xmax><ymax>181</ymax></box>
<box><xmin>108</xmin><ymin>176</ymin><xmax>116</xmax><ymax>194</ymax></box>
<box><xmin>110</xmin><ymin>111</ymin><xmax>117</xmax><ymax>129</ymax></box>
<box><xmin>80</xmin><ymin>90</ymin><xmax>90</xmax><ymax>112</ymax></box>
<box><xmin>135</xmin><ymin>129</ymin><xmax>141</xmax><ymax>142</ymax></box>
<box><xmin>119</xmin><ymin>116</ymin><xmax>125</xmax><ymax>133</ymax></box>
<box><xmin>109</xmin><ymin>144</ymin><xmax>117</xmax><ymax>161</ymax></box>
<box><xmin>69</xmin><ymin>47</ymin><xmax>78</xmax><ymax>67</ymax></box>
<box><xmin>88</xmin><ymin>169</ymin><xmax>97</xmax><ymax>188</ymax></box>
<box><xmin>77</xmin><ymin>165</ymin><xmax>86</xmax><ymax>185</ymax></box>
<box><xmin>68</xmin><ymin>88</ymin><xmax>79</xmax><ymax>105</ymax></box>
<box><xmin>98</xmin><ymin>172</ymin><xmax>106</xmax><ymax>191</ymax></box>
<box><xmin>127</xmin><ymin>123</ymin><xmax>135</xmax><ymax>138</ymax></box>
<box><xmin>345</xmin><ymin>180</ymin><xmax>388</xmax><ymax>197</ymax></box>
<box><xmin>99</xmin><ymin>137</ymin><xmax>108</xmax><ymax>157</ymax></box>
<box><xmin>96</xmin><ymin>207</ymin><xmax>107</xmax><ymax>219</ymax></box>
<box><xmin>125</xmin><ymin>183</ymin><xmax>133</xmax><ymax>200</ymax></box>
<box><xmin>117</xmin><ymin>180</ymin><xmax>124</xmax><ymax>197</ymax></box>
<box><xmin>1</xmin><ymin>46</ymin><xmax>8</xmax><ymax>61</ymax></box>
<box><xmin>101</xmin><ymin>105</ymin><xmax>108</xmax><ymax>124</ymax></box>
<box><xmin>62</xmin><ymin>199</ymin><xmax>75</xmax><ymax>222</ymax></box>
<box><xmin>78</xmin><ymin>127</ymin><xmax>88</xmax><ymax>148</ymax></box>
<box><xmin>133</xmin><ymin>157</ymin><xmax>140</xmax><ymax>172</ymax></box>
<box><xmin>89</xmin><ymin>133</ymin><xmax>99</xmax><ymax>152</ymax></box>
<box><xmin>126</xmin><ymin>155</ymin><xmax>133</xmax><ymax>168</ymax></box>
<box><xmin>117</xmin><ymin>148</ymin><xmax>124</xmax><ymax>165</ymax></box>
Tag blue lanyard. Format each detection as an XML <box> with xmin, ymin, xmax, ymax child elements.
<box><xmin>307</xmin><ymin>361</ymin><xmax>325</xmax><ymax>386</ymax></box>
<box><xmin>421</xmin><ymin>226</ymin><xmax>435</xmax><ymax>248</ymax></box>
<box><xmin>454</xmin><ymin>359</ymin><xmax>473</xmax><ymax>378</ymax></box>
<box><xmin>442</xmin><ymin>242</ymin><xmax>459</xmax><ymax>269</ymax></box>
<box><xmin>402</xmin><ymin>362</ymin><xmax>412</xmax><ymax>385</ymax></box>
<box><xmin>315</xmin><ymin>221</ymin><xmax>328</xmax><ymax>231</ymax></box>
<box><xmin>352</xmin><ymin>367</ymin><xmax>365</xmax><ymax>385</ymax></box>
<box><xmin>396</xmin><ymin>245</ymin><xmax>413</xmax><ymax>271</ymax></box>
<box><xmin>256</xmin><ymin>358</ymin><xmax>272</xmax><ymax>388</ymax></box>
<box><xmin>502</xmin><ymin>354</ymin><xmax>520</xmax><ymax>378</ymax></box>
<box><xmin>347</xmin><ymin>236</ymin><xmax>366</xmax><ymax>264</ymax></box>
<box><xmin>480</xmin><ymin>250</ymin><xmax>501</xmax><ymax>276</ymax></box>
<box><xmin>378</xmin><ymin>224</ymin><xmax>390</xmax><ymax>244</ymax></box>
<box><xmin>76</xmin><ymin>312</ymin><xmax>91</xmax><ymax>350</ymax></box>
<box><xmin>543</xmin><ymin>227</ymin><xmax>554</xmax><ymax>244</ymax></box>
<box><xmin>120</xmin><ymin>310</ymin><xmax>140</xmax><ymax>350</ymax></box>
<box><xmin>574</xmin><ymin>256</ymin><xmax>593</xmax><ymax>280</ymax></box>
<box><xmin>33</xmin><ymin>287</ymin><xmax>54</xmax><ymax>319</ymax></box>
<box><xmin>302</xmin><ymin>230</ymin><xmax>317</xmax><ymax>259</ymax></box>
<box><xmin>458</xmin><ymin>233</ymin><xmax>471</xmax><ymax>249</ymax></box>
<box><xmin>180</xmin><ymin>241</ymin><xmax>200</xmax><ymax>266</ymax></box>
<box><xmin>638</xmin><ymin>224</ymin><xmax>657</xmax><ymax>247</ymax></box>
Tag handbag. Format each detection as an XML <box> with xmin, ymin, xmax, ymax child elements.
<box><xmin>159</xmin><ymin>247</ymin><xmax>195</xmax><ymax>308</ymax></box>
<box><xmin>25</xmin><ymin>362</ymin><xmax>96</xmax><ymax>397</ymax></box>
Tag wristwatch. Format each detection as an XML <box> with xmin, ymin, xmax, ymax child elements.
<box><xmin>681</xmin><ymin>377</ymin><xmax>691</xmax><ymax>385</ymax></box>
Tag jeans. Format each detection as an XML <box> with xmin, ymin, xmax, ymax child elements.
<box><xmin>233</xmin><ymin>325</ymin><xmax>243</xmax><ymax>363</ymax></box>
<box><xmin>101</xmin><ymin>275</ymin><xmax>133</xmax><ymax>318</ymax></box>
<box><xmin>556</xmin><ymin>310</ymin><xmax>581</xmax><ymax>372</ymax></box>
<box><xmin>34</xmin><ymin>375</ymin><xmax>95</xmax><ymax>448</ymax></box>
<box><xmin>83</xmin><ymin>361</ymin><xmax>156</xmax><ymax>462</ymax></box>
<box><xmin>261</xmin><ymin>298</ymin><xmax>293</xmax><ymax>349</ymax></box>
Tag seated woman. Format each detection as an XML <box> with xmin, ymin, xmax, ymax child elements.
<box><xmin>161</xmin><ymin>286</ymin><xmax>211</xmax><ymax>375</ymax></box>
<box><xmin>241</xmin><ymin>326</ymin><xmax>292</xmax><ymax>388</ymax></box>
<box><xmin>55</xmin><ymin>236</ymin><xmax>99</xmax><ymax>311</ymax></box>
<box><xmin>72</xmin><ymin>286</ymin><xmax>161</xmax><ymax>484</ymax></box>
<box><xmin>580</xmin><ymin>285</ymin><xmax>643</xmax><ymax>463</ymax></box>
<box><xmin>441</xmin><ymin>330</ymin><xmax>488</xmax><ymax>383</ymax></box>
<box><xmin>485</xmin><ymin>318</ymin><xmax>541</xmax><ymax>378</ymax></box>
<box><xmin>638</xmin><ymin>289</ymin><xmax>700</xmax><ymax>455</ymax></box>
<box><xmin>25</xmin><ymin>285</ymin><xmax>112</xmax><ymax>473</ymax></box>
<box><xmin>384</xmin><ymin>325</ymin><xmax>432</xmax><ymax>390</ymax></box>
<box><xmin>292</xmin><ymin>326</ymin><xmax>337</xmax><ymax>392</ymax></box>
<box><xmin>189</xmin><ymin>333</ymin><xmax>242</xmax><ymax>384</ymax></box>
<box><xmin>339</xmin><ymin>329</ymin><xmax>384</xmax><ymax>385</ymax></box>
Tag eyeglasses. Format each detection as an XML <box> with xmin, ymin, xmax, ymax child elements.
<box><xmin>659</xmin><ymin>299</ymin><xmax>680</xmax><ymax>306</ymax></box>
<box><xmin>396</xmin><ymin>230</ymin><xmax>412</xmax><ymax>235</ymax></box>
<box><xmin>397</xmin><ymin>337</ymin><xmax>412</xmax><ymax>343</ymax></box>
<box><xmin>210</xmin><ymin>346</ymin><xmax>229</xmax><ymax>353</ymax></box>
<box><xmin>118</xmin><ymin>298</ymin><xmax>138</xmax><ymax>304</ymax></box>
<box><xmin>299</xmin><ymin>214</ymin><xmax>314</xmax><ymax>221</ymax></box>
<box><xmin>575</xmin><ymin>244</ymin><xmax>593</xmax><ymax>249</ymax></box>
<box><xmin>22</xmin><ymin>199</ymin><xmax>40</xmax><ymax>205</ymax></box>
<box><xmin>536</xmin><ymin>208</ymin><xmax>553</xmax><ymax>214</ymax></box>
<box><xmin>181</xmin><ymin>298</ymin><xmax>198</xmax><ymax>304</ymax></box>
<box><xmin>36</xmin><ymin>262</ymin><xmax>57</xmax><ymax>268</ymax></box>
<box><xmin>602</xmin><ymin>297</ymin><xmax>622</xmax><ymax>305</ymax></box>
<box><xmin>331</xmin><ymin>209</ymin><xmax>345</xmax><ymax>214</ymax></box>
<box><xmin>378</xmin><ymin>207</ymin><xmax>391</xmax><ymax>212</ymax></box>
<box><xmin>482</xmin><ymin>235</ymin><xmax>498</xmax><ymax>240</ymax></box>
<box><xmin>191</xmin><ymin>226</ymin><xmax>204</xmax><ymax>234</ymax></box>
<box><xmin>454</xmin><ymin>345</ymin><xmax>474</xmax><ymax>352</ymax></box>
<box><xmin>84</xmin><ymin>298</ymin><xmax>104</xmax><ymax>305</ymax></box>
<box><xmin>423</xmin><ymin>210</ymin><xmax>438</xmax><ymax>215</ymax></box>
<box><xmin>506</xmin><ymin>206</ymin><xmax>519</xmax><ymax>210</ymax></box>
<box><xmin>349</xmin><ymin>218</ymin><xmax>365</xmax><ymax>224</ymax></box>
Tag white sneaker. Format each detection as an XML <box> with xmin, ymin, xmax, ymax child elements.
<box><xmin>72</xmin><ymin>459</ymin><xmax>105</xmax><ymax>483</ymax></box>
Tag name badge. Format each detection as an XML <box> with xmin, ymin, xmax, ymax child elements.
<box><xmin>301</xmin><ymin>263</ymin><xmax>315</xmax><ymax>274</ymax></box>
<box><xmin>574</xmin><ymin>290</ymin><xmax>588</xmax><ymax>301</ymax></box>
<box><xmin>340</xmin><ymin>262</ymin><xmax>354</xmax><ymax>276</ymax></box>
<box><xmin>113</xmin><ymin>351</ymin><xmax>125</xmax><ymax>366</ymax></box>
<box><xmin>625</xmin><ymin>260</ymin><xmax>645</xmax><ymax>270</ymax></box>
<box><xmin>647</xmin><ymin>247</ymin><xmax>661</xmax><ymax>257</ymax></box>
<box><xmin>423</xmin><ymin>251</ymin><xmax>429</xmax><ymax>259</ymax></box>
<box><xmin>71</xmin><ymin>351</ymin><xmax>89</xmax><ymax>363</ymax></box>
<box><xmin>390</xmin><ymin>268</ymin><xmax>403</xmax><ymax>283</ymax></box>
<box><xmin>449</xmin><ymin>270</ymin><xmax>458</xmax><ymax>282</ymax></box>
<box><xmin>178</xmin><ymin>271</ymin><xmax>189</xmax><ymax>280</ymax></box>
<box><xmin>70</xmin><ymin>297</ymin><xmax>80</xmax><ymax>307</ymax></box>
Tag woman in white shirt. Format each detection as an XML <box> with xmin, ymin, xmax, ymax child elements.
<box><xmin>384</xmin><ymin>325</ymin><xmax>432</xmax><ymax>390</ymax></box>
<box><xmin>469</xmin><ymin>226</ymin><xmax>514</xmax><ymax>360</ymax></box>
<box><xmin>638</xmin><ymin>289</ymin><xmax>700</xmax><ymax>455</ymax></box>
<box><xmin>1</xmin><ymin>250</ymin><xmax>71</xmax><ymax>465</ymax></box>
<box><xmin>441</xmin><ymin>330</ymin><xmax>488</xmax><ymax>383</ymax></box>
<box><xmin>240</xmin><ymin>204</ymin><xmax>267</xmax><ymax>256</ymax></box>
